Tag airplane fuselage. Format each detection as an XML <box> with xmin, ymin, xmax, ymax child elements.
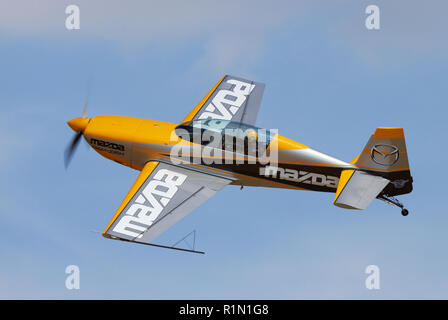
<box><xmin>79</xmin><ymin>115</ymin><xmax>357</xmax><ymax>193</ymax></box>
<box><xmin>67</xmin><ymin>114</ymin><xmax>411</xmax><ymax>197</ymax></box>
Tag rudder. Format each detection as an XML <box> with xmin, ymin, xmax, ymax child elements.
<box><xmin>353</xmin><ymin>127</ymin><xmax>412</xmax><ymax>196</ymax></box>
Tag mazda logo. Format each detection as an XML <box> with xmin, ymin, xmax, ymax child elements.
<box><xmin>370</xmin><ymin>144</ymin><xmax>399</xmax><ymax>166</ymax></box>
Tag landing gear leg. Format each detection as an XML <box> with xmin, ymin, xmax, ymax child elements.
<box><xmin>377</xmin><ymin>194</ymin><xmax>409</xmax><ymax>216</ymax></box>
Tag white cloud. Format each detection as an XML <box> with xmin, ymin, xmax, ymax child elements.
<box><xmin>0</xmin><ymin>1</ymin><xmax>300</xmax><ymax>37</ymax></box>
<box><xmin>308</xmin><ymin>0</ymin><xmax>448</xmax><ymax>68</ymax></box>
<box><xmin>0</xmin><ymin>0</ymin><xmax>311</xmax><ymax>71</ymax></box>
<box><xmin>1</xmin><ymin>1</ymin><xmax>447</xmax><ymax>74</ymax></box>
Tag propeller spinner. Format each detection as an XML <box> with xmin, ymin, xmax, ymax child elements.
<box><xmin>65</xmin><ymin>112</ymin><xmax>90</xmax><ymax>169</ymax></box>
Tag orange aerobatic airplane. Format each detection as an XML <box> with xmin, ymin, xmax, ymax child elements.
<box><xmin>65</xmin><ymin>75</ymin><xmax>413</xmax><ymax>253</ymax></box>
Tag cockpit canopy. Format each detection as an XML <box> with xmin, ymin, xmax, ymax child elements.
<box><xmin>175</xmin><ymin>119</ymin><xmax>274</xmax><ymax>148</ymax></box>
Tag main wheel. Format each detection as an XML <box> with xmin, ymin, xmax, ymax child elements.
<box><xmin>401</xmin><ymin>209</ymin><xmax>409</xmax><ymax>216</ymax></box>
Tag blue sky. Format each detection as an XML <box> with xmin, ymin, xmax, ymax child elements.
<box><xmin>1</xmin><ymin>0</ymin><xmax>447</xmax><ymax>299</ymax></box>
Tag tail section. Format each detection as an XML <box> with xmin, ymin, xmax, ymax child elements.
<box><xmin>333</xmin><ymin>127</ymin><xmax>413</xmax><ymax>211</ymax></box>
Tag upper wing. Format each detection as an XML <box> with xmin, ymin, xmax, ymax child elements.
<box><xmin>333</xmin><ymin>170</ymin><xmax>390</xmax><ymax>210</ymax></box>
<box><xmin>181</xmin><ymin>75</ymin><xmax>265</xmax><ymax>126</ymax></box>
<box><xmin>103</xmin><ymin>161</ymin><xmax>231</xmax><ymax>244</ymax></box>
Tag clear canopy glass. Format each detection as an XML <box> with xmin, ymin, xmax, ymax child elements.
<box><xmin>175</xmin><ymin>119</ymin><xmax>274</xmax><ymax>146</ymax></box>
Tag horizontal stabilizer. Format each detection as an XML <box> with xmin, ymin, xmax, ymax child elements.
<box><xmin>334</xmin><ymin>170</ymin><xmax>389</xmax><ymax>210</ymax></box>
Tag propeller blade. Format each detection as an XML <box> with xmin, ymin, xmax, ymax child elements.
<box><xmin>82</xmin><ymin>77</ymin><xmax>92</xmax><ymax>118</ymax></box>
<box><xmin>65</xmin><ymin>78</ymin><xmax>92</xmax><ymax>168</ymax></box>
<box><xmin>64</xmin><ymin>131</ymin><xmax>83</xmax><ymax>169</ymax></box>
<box><xmin>82</xmin><ymin>100</ymin><xmax>88</xmax><ymax>118</ymax></box>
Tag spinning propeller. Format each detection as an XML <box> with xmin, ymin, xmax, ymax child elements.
<box><xmin>64</xmin><ymin>98</ymin><xmax>90</xmax><ymax>169</ymax></box>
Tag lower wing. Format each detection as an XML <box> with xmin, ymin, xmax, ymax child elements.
<box><xmin>103</xmin><ymin>161</ymin><xmax>231</xmax><ymax>245</ymax></box>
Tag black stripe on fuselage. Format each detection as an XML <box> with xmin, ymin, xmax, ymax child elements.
<box><xmin>161</xmin><ymin>154</ymin><xmax>413</xmax><ymax>195</ymax></box>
